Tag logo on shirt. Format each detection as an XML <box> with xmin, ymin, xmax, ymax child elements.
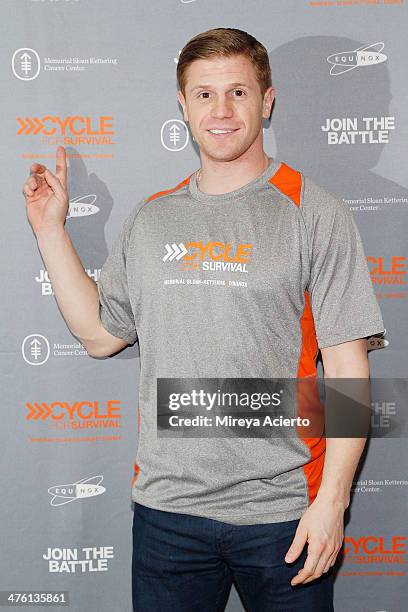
<box><xmin>163</xmin><ymin>243</ymin><xmax>188</xmax><ymax>261</ymax></box>
<box><xmin>163</xmin><ymin>240</ymin><xmax>252</xmax><ymax>273</ymax></box>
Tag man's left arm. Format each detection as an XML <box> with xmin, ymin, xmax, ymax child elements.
<box><xmin>285</xmin><ymin>337</ymin><xmax>369</xmax><ymax>586</ymax></box>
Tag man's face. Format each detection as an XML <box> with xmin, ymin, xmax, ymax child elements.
<box><xmin>177</xmin><ymin>54</ymin><xmax>275</xmax><ymax>162</ymax></box>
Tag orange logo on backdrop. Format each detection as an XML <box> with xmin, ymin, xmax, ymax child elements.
<box><xmin>368</xmin><ymin>256</ymin><xmax>406</xmax><ymax>281</ymax></box>
<box><xmin>367</xmin><ymin>255</ymin><xmax>406</xmax><ymax>299</ymax></box>
<box><xmin>26</xmin><ymin>400</ymin><xmax>121</xmax><ymax>430</ymax></box>
<box><xmin>342</xmin><ymin>535</ymin><xmax>407</xmax><ymax>564</ymax></box>
<box><xmin>17</xmin><ymin>116</ymin><xmax>114</xmax><ymax>145</ymax></box>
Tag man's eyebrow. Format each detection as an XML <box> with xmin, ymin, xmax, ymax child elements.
<box><xmin>190</xmin><ymin>82</ymin><xmax>252</xmax><ymax>92</ymax></box>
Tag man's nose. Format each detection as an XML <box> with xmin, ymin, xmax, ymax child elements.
<box><xmin>211</xmin><ymin>96</ymin><xmax>233</xmax><ymax>118</ymax></box>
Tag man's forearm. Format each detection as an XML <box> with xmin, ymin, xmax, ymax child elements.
<box><xmin>36</xmin><ymin>225</ymin><xmax>102</xmax><ymax>343</ymax></box>
<box><xmin>316</xmin><ymin>436</ymin><xmax>366</xmax><ymax>510</ymax></box>
<box><xmin>315</xmin><ymin>350</ymin><xmax>371</xmax><ymax>510</ymax></box>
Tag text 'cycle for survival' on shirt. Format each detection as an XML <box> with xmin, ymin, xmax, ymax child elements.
<box><xmin>96</xmin><ymin>156</ymin><xmax>385</xmax><ymax>525</ymax></box>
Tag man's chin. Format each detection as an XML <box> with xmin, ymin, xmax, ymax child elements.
<box><xmin>198</xmin><ymin>144</ymin><xmax>248</xmax><ymax>163</ymax></box>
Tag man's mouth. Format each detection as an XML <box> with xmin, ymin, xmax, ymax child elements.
<box><xmin>207</xmin><ymin>128</ymin><xmax>240</xmax><ymax>138</ymax></box>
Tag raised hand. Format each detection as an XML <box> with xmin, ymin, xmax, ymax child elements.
<box><xmin>22</xmin><ymin>145</ymin><xmax>69</xmax><ymax>236</ymax></box>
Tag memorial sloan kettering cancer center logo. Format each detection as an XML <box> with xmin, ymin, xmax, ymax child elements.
<box><xmin>162</xmin><ymin>239</ymin><xmax>252</xmax><ymax>273</ymax></box>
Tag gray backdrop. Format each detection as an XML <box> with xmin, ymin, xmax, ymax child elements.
<box><xmin>1</xmin><ymin>0</ymin><xmax>407</xmax><ymax>610</ymax></box>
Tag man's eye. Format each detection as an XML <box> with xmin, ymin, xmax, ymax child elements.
<box><xmin>198</xmin><ymin>89</ymin><xmax>246</xmax><ymax>99</ymax></box>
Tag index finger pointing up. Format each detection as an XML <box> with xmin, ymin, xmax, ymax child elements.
<box><xmin>55</xmin><ymin>146</ymin><xmax>67</xmax><ymax>189</ymax></box>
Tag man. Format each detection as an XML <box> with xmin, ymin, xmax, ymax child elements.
<box><xmin>23</xmin><ymin>27</ymin><xmax>384</xmax><ymax>612</ymax></box>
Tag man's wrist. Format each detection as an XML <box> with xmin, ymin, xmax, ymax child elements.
<box><xmin>315</xmin><ymin>483</ymin><xmax>350</xmax><ymax>510</ymax></box>
<box><xmin>35</xmin><ymin>224</ymin><xmax>67</xmax><ymax>243</ymax></box>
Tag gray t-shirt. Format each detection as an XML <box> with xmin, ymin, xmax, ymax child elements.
<box><xmin>97</xmin><ymin>156</ymin><xmax>385</xmax><ymax>525</ymax></box>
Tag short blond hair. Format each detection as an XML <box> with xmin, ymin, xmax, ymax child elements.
<box><xmin>177</xmin><ymin>27</ymin><xmax>272</xmax><ymax>98</ymax></box>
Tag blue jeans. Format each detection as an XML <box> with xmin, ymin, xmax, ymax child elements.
<box><xmin>132</xmin><ymin>501</ymin><xmax>334</xmax><ymax>611</ymax></box>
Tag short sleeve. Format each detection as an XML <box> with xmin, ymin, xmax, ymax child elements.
<box><xmin>97</xmin><ymin>207</ymin><xmax>140</xmax><ymax>345</ymax></box>
<box><xmin>303</xmin><ymin>179</ymin><xmax>385</xmax><ymax>349</ymax></box>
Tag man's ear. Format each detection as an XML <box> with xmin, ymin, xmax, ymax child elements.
<box><xmin>262</xmin><ymin>86</ymin><xmax>275</xmax><ymax>119</ymax></box>
<box><xmin>177</xmin><ymin>90</ymin><xmax>189</xmax><ymax>122</ymax></box>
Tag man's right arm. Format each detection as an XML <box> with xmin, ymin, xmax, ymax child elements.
<box><xmin>36</xmin><ymin>225</ymin><xmax>129</xmax><ymax>358</ymax></box>
<box><xmin>23</xmin><ymin>146</ymin><xmax>131</xmax><ymax>357</ymax></box>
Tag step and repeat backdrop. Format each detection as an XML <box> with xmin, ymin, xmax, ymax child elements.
<box><xmin>1</xmin><ymin>0</ymin><xmax>407</xmax><ymax>610</ymax></box>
